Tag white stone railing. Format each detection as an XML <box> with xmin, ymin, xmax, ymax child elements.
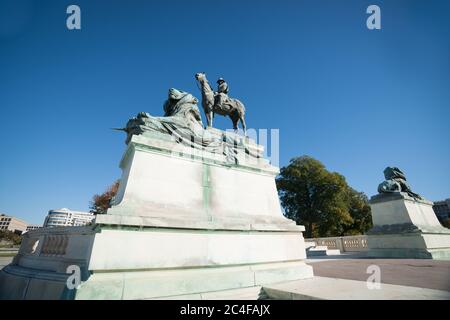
<box><xmin>40</xmin><ymin>235</ymin><xmax>69</xmax><ymax>256</ymax></box>
<box><xmin>305</xmin><ymin>235</ymin><xmax>368</xmax><ymax>252</ymax></box>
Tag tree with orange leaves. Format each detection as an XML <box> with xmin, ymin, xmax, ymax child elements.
<box><xmin>90</xmin><ymin>180</ymin><xmax>120</xmax><ymax>215</ymax></box>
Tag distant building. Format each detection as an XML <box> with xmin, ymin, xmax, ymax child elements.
<box><xmin>433</xmin><ymin>199</ymin><xmax>450</xmax><ymax>222</ymax></box>
<box><xmin>0</xmin><ymin>214</ymin><xmax>28</xmax><ymax>234</ymax></box>
<box><xmin>26</xmin><ymin>225</ymin><xmax>42</xmax><ymax>232</ymax></box>
<box><xmin>43</xmin><ymin>208</ymin><xmax>95</xmax><ymax>227</ymax></box>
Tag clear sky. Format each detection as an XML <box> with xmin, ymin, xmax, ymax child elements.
<box><xmin>0</xmin><ymin>0</ymin><xmax>449</xmax><ymax>224</ymax></box>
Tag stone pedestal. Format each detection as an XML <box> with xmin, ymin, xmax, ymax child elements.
<box><xmin>0</xmin><ymin>130</ymin><xmax>313</xmax><ymax>300</ymax></box>
<box><xmin>367</xmin><ymin>193</ymin><xmax>450</xmax><ymax>260</ymax></box>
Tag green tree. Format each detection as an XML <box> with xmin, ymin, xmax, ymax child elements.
<box><xmin>441</xmin><ymin>218</ymin><xmax>450</xmax><ymax>229</ymax></box>
<box><xmin>90</xmin><ymin>180</ymin><xmax>120</xmax><ymax>215</ymax></box>
<box><xmin>276</xmin><ymin>156</ymin><xmax>372</xmax><ymax>238</ymax></box>
<box><xmin>0</xmin><ymin>230</ymin><xmax>23</xmax><ymax>246</ymax></box>
<box><xmin>342</xmin><ymin>188</ymin><xmax>372</xmax><ymax>235</ymax></box>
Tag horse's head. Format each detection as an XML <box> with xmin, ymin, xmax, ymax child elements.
<box><xmin>195</xmin><ymin>72</ymin><xmax>214</xmax><ymax>100</ymax></box>
<box><xmin>168</xmin><ymin>88</ymin><xmax>186</xmax><ymax>102</ymax></box>
<box><xmin>195</xmin><ymin>72</ymin><xmax>207</xmax><ymax>82</ymax></box>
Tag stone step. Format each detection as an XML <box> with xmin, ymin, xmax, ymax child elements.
<box><xmin>308</xmin><ymin>246</ymin><xmax>328</xmax><ymax>250</ymax></box>
<box><xmin>150</xmin><ymin>286</ymin><xmax>263</xmax><ymax>300</ymax></box>
<box><xmin>304</xmin><ymin>241</ymin><xmax>316</xmax><ymax>249</ymax></box>
<box><xmin>306</xmin><ymin>247</ymin><xmax>341</xmax><ymax>256</ymax></box>
<box><xmin>261</xmin><ymin>277</ymin><xmax>450</xmax><ymax>300</ymax></box>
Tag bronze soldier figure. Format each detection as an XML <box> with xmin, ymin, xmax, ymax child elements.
<box><xmin>215</xmin><ymin>77</ymin><xmax>231</xmax><ymax>112</ymax></box>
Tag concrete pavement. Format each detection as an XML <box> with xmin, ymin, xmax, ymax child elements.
<box><xmin>262</xmin><ymin>276</ymin><xmax>450</xmax><ymax>300</ymax></box>
<box><xmin>308</xmin><ymin>258</ymin><xmax>450</xmax><ymax>291</ymax></box>
<box><xmin>0</xmin><ymin>257</ymin><xmax>13</xmax><ymax>270</ymax></box>
<box><xmin>1</xmin><ymin>254</ymin><xmax>448</xmax><ymax>299</ymax></box>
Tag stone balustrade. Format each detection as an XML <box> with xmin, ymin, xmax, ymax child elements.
<box><xmin>305</xmin><ymin>235</ymin><xmax>368</xmax><ymax>252</ymax></box>
<box><xmin>40</xmin><ymin>235</ymin><xmax>68</xmax><ymax>256</ymax></box>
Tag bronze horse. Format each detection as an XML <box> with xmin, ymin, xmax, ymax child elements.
<box><xmin>195</xmin><ymin>72</ymin><xmax>246</xmax><ymax>134</ymax></box>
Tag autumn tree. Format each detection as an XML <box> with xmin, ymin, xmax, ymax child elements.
<box><xmin>276</xmin><ymin>156</ymin><xmax>372</xmax><ymax>238</ymax></box>
<box><xmin>90</xmin><ymin>180</ymin><xmax>120</xmax><ymax>215</ymax></box>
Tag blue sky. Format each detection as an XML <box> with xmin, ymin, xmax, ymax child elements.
<box><xmin>0</xmin><ymin>0</ymin><xmax>449</xmax><ymax>224</ymax></box>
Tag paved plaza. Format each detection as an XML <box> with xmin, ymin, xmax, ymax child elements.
<box><xmin>0</xmin><ymin>257</ymin><xmax>13</xmax><ymax>270</ymax></box>
<box><xmin>307</xmin><ymin>257</ymin><xmax>450</xmax><ymax>292</ymax></box>
<box><xmin>2</xmin><ymin>254</ymin><xmax>448</xmax><ymax>299</ymax></box>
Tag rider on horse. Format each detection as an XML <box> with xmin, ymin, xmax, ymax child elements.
<box><xmin>214</xmin><ymin>78</ymin><xmax>234</xmax><ymax>113</ymax></box>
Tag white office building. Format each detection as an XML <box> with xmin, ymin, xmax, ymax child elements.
<box><xmin>26</xmin><ymin>225</ymin><xmax>42</xmax><ymax>231</ymax></box>
<box><xmin>433</xmin><ymin>198</ymin><xmax>450</xmax><ymax>222</ymax></box>
<box><xmin>0</xmin><ymin>214</ymin><xmax>28</xmax><ymax>234</ymax></box>
<box><xmin>43</xmin><ymin>208</ymin><xmax>95</xmax><ymax>227</ymax></box>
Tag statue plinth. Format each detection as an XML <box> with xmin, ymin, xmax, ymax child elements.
<box><xmin>367</xmin><ymin>193</ymin><xmax>450</xmax><ymax>260</ymax></box>
<box><xmin>0</xmin><ymin>128</ymin><xmax>313</xmax><ymax>300</ymax></box>
<box><xmin>97</xmin><ymin>132</ymin><xmax>294</xmax><ymax>229</ymax></box>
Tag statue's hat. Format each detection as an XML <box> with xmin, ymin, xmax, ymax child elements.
<box><xmin>217</xmin><ymin>77</ymin><xmax>225</xmax><ymax>84</ymax></box>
